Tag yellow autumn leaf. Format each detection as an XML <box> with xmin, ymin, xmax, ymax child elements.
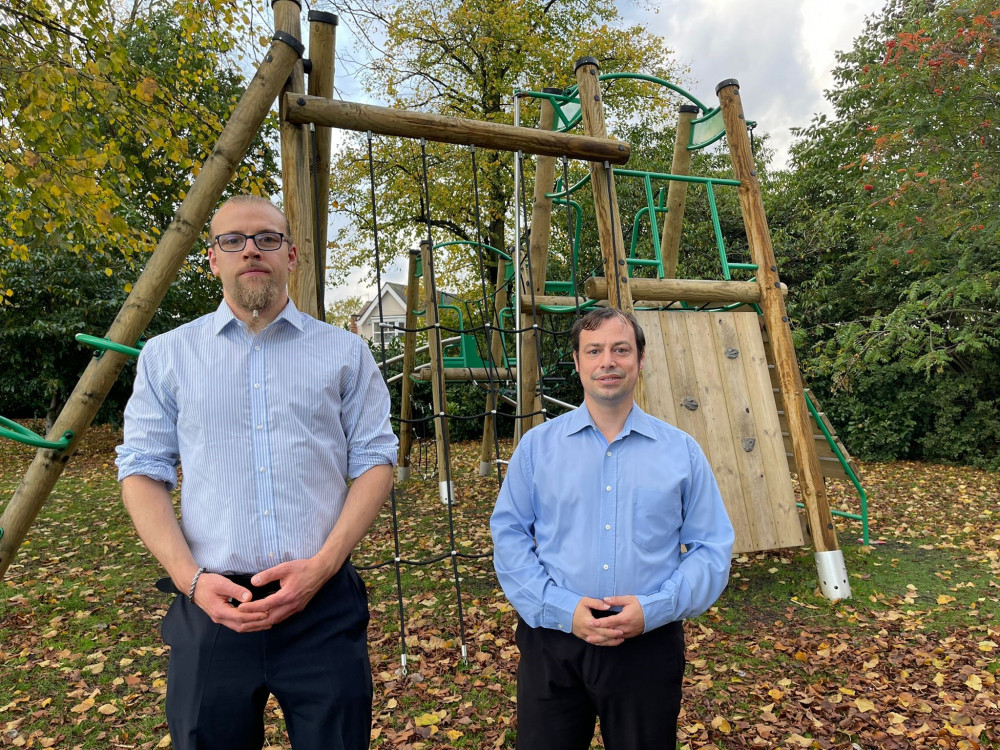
<box><xmin>446</xmin><ymin>729</ymin><xmax>463</xmax><ymax>741</ymax></box>
<box><xmin>156</xmin><ymin>734</ymin><xmax>171</xmax><ymax>747</ymax></box>
<box><xmin>2</xmin><ymin>163</ymin><xmax>16</xmax><ymax>180</ymax></box>
<box><xmin>933</xmin><ymin>672</ymin><xmax>945</xmax><ymax>686</ymax></box>
<box><xmin>97</xmin><ymin>703</ymin><xmax>117</xmax><ymax>715</ymax></box>
<box><xmin>105</xmin><ymin>267</ymin><xmax>113</xmax><ymax>277</ymax></box>
<box><xmin>854</xmin><ymin>698</ymin><xmax>875</xmax><ymax>712</ymax></box>
<box><xmin>937</xmin><ymin>594</ymin><xmax>956</xmax><ymax>604</ymax></box>
<box><xmin>414</xmin><ymin>712</ymin><xmax>440</xmax><ymax>726</ymax></box>
<box><xmin>136</xmin><ymin>76</ymin><xmax>159</xmax><ymax>102</ymax></box>
<box><xmin>768</xmin><ymin>688</ymin><xmax>784</xmax><ymax>700</ymax></box>
<box><xmin>978</xmin><ymin>640</ymin><xmax>996</xmax><ymax>652</ymax></box>
<box><xmin>70</xmin><ymin>697</ymin><xmax>95</xmax><ymax>713</ymax></box>
<box><xmin>124</xmin><ymin>282</ymin><xmax>133</xmax><ymax>293</ymax></box>
<box><xmin>965</xmin><ymin>674</ymin><xmax>982</xmax><ymax>691</ymax></box>
<box><xmin>710</xmin><ymin>715</ymin><xmax>732</xmax><ymax>733</ymax></box>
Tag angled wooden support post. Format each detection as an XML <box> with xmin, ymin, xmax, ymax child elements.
<box><xmin>574</xmin><ymin>57</ymin><xmax>647</xmax><ymax>411</ymax></box>
<box><xmin>420</xmin><ymin>240</ymin><xmax>453</xmax><ymax>505</ymax></box>
<box><xmin>397</xmin><ymin>249</ymin><xmax>421</xmax><ymax>481</ymax></box>
<box><xmin>306</xmin><ymin>10</ymin><xmax>338</xmax><ymax>313</ymax></box>
<box><xmin>716</xmin><ymin>78</ymin><xmax>849</xmax><ymax>600</ymax></box>
<box><xmin>0</xmin><ymin>35</ymin><xmax>303</xmax><ymax>579</ymax></box>
<box><xmin>276</xmin><ymin>0</ymin><xmax>320</xmax><ymax>319</ymax></box>
<box><xmin>518</xmin><ymin>88</ymin><xmax>560</xmax><ymax>435</ymax></box>
<box><xmin>660</xmin><ymin>105</ymin><xmax>698</xmax><ymax>279</ymax></box>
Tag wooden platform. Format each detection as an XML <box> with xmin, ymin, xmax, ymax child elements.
<box><xmin>636</xmin><ymin>310</ymin><xmax>803</xmax><ymax>554</ymax></box>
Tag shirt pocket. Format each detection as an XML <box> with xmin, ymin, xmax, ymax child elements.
<box><xmin>632</xmin><ymin>486</ymin><xmax>683</xmax><ymax>554</ymax></box>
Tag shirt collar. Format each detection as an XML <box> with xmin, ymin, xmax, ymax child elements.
<box><xmin>563</xmin><ymin>400</ymin><xmax>657</xmax><ymax>440</ymax></box>
<box><xmin>211</xmin><ymin>297</ymin><xmax>304</xmax><ymax>335</ymax></box>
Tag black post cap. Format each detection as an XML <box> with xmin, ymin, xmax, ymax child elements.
<box><xmin>542</xmin><ymin>86</ymin><xmax>564</xmax><ymax>94</ymax></box>
<box><xmin>307</xmin><ymin>10</ymin><xmax>339</xmax><ymax>25</ymax></box>
<box><xmin>574</xmin><ymin>56</ymin><xmax>600</xmax><ymax>73</ymax></box>
<box><xmin>679</xmin><ymin>104</ymin><xmax>700</xmax><ymax>114</ymax></box>
<box><xmin>715</xmin><ymin>78</ymin><xmax>740</xmax><ymax>95</ymax></box>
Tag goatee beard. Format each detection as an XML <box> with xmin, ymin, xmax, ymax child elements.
<box><xmin>234</xmin><ymin>277</ymin><xmax>278</xmax><ymax>331</ymax></box>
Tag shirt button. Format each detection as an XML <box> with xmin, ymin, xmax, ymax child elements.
<box><xmin>254</xmin><ymin>383</ymin><xmax>260</xmax><ymax>389</ymax></box>
<box><xmin>607</xmin><ymin>451</ymin><xmax>612</xmax><ymax>457</ymax></box>
<box><xmin>603</xmin><ymin>564</ymin><xmax>609</xmax><ymax>570</ymax></box>
<box><xmin>263</xmin><ymin>509</ymin><xmax>270</xmax><ymax>516</ymax></box>
<box><xmin>269</xmin><ymin>552</ymin><xmax>275</xmax><ymax>559</ymax></box>
<box><xmin>256</xmin><ymin>424</ymin><xmax>263</xmax><ymax>430</ymax></box>
<box><xmin>605</xmin><ymin>524</ymin><xmax>611</xmax><ymax>530</ymax></box>
<box><xmin>606</xmin><ymin>486</ymin><xmax>611</xmax><ymax>492</ymax></box>
<box><xmin>254</xmin><ymin>346</ymin><xmax>261</xmax><ymax>351</ymax></box>
<box><xmin>259</xmin><ymin>466</ymin><xmax>266</xmax><ymax>472</ymax></box>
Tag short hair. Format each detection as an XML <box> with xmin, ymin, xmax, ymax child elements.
<box><xmin>571</xmin><ymin>307</ymin><xmax>646</xmax><ymax>360</ymax></box>
<box><xmin>212</xmin><ymin>194</ymin><xmax>292</xmax><ymax>238</ymax></box>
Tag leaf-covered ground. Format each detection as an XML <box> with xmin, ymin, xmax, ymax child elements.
<box><xmin>1</xmin><ymin>425</ymin><xmax>997</xmax><ymax>749</ymax></box>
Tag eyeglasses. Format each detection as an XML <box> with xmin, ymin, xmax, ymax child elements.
<box><xmin>214</xmin><ymin>232</ymin><xmax>288</xmax><ymax>253</ymax></box>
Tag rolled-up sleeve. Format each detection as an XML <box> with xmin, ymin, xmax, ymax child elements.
<box><xmin>343</xmin><ymin>338</ymin><xmax>398</xmax><ymax>479</ymax></box>
<box><xmin>115</xmin><ymin>341</ymin><xmax>181</xmax><ymax>490</ymax></box>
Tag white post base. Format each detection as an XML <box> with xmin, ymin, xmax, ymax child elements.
<box><xmin>396</xmin><ymin>465</ymin><xmax>410</xmax><ymax>482</ymax></box>
<box><xmin>439</xmin><ymin>480</ymin><xmax>454</xmax><ymax>505</ymax></box>
<box><xmin>479</xmin><ymin>461</ymin><xmax>492</xmax><ymax>477</ymax></box>
<box><xmin>815</xmin><ymin>550</ymin><xmax>851</xmax><ymax>600</ymax></box>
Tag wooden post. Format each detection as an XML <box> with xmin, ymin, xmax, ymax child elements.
<box><xmin>479</xmin><ymin>257</ymin><xmax>510</xmax><ymax>476</ymax></box>
<box><xmin>519</xmin><ymin>89</ymin><xmax>560</xmax><ymax>434</ymax></box>
<box><xmin>660</xmin><ymin>105</ymin><xmax>698</xmax><ymax>279</ymax></box>
<box><xmin>306</xmin><ymin>10</ymin><xmax>338</xmax><ymax>314</ymax></box>
<box><xmin>0</xmin><ymin>37</ymin><xmax>302</xmax><ymax>578</ymax></box>
<box><xmin>275</xmin><ymin>0</ymin><xmax>319</xmax><ymax>319</ymax></box>
<box><xmin>420</xmin><ymin>240</ymin><xmax>453</xmax><ymax>505</ymax></box>
<box><xmin>584</xmin><ymin>276</ymin><xmax>783</xmax><ymax>305</ymax></box>
<box><xmin>716</xmin><ymin>79</ymin><xmax>848</xmax><ymax>599</ymax></box>
<box><xmin>397</xmin><ymin>249</ymin><xmax>421</xmax><ymax>481</ymax></box>
<box><xmin>574</xmin><ymin>57</ymin><xmax>647</xmax><ymax>410</ymax></box>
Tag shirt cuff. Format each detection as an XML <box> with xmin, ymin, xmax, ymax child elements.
<box><xmin>540</xmin><ymin>587</ymin><xmax>581</xmax><ymax>633</ymax></box>
<box><xmin>116</xmin><ymin>455</ymin><xmax>178</xmax><ymax>491</ymax></box>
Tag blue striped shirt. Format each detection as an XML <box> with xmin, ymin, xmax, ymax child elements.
<box><xmin>116</xmin><ymin>300</ymin><xmax>398</xmax><ymax>574</ymax></box>
<box><xmin>490</xmin><ymin>402</ymin><xmax>734</xmax><ymax>634</ymax></box>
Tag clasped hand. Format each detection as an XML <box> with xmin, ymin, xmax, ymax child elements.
<box><xmin>571</xmin><ymin>595</ymin><xmax>645</xmax><ymax>646</ymax></box>
<box><xmin>191</xmin><ymin>558</ymin><xmax>332</xmax><ymax>633</ymax></box>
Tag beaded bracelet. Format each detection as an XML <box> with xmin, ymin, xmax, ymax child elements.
<box><xmin>188</xmin><ymin>567</ymin><xmax>206</xmax><ymax>602</ymax></box>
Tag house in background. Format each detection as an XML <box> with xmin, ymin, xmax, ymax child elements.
<box><xmin>353</xmin><ymin>282</ymin><xmax>409</xmax><ymax>342</ymax></box>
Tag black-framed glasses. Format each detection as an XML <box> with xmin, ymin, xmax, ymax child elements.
<box><xmin>214</xmin><ymin>232</ymin><xmax>288</xmax><ymax>253</ymax></box>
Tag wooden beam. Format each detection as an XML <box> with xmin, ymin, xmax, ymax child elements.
<box><xmin>520</xmin><ymin>88</ymin><xmax>560</xmax><ymax>434</ymax></box>
<box><xmin>0</xmin><ymin>34</ymin><xmax>302</xmax><ymax>578</ymax></box>
<box><xmin>717</xmin><ymin>79</ymin><xmax>839</xmax><ymax>554</ymax></box>
<box><xmin>661</xmin><ymin>105</ymin><xmax>698</xmax><ymax>278</ymax></box>
<box><xmin>585</xmin><ymin>276</ymin><xmax>786</xmax><ymax>304</ymax></box>
<box><xmin>276</xmin><ymin>0</ymin><xmax>320</xmax><ymax>319</ymax></box>
<box><xmin>283</xmin><ymin>95</ymin><xmax>631</xmax><ymax>165</ymax></box>
<box><xmin>415</xmin><ymin>368</ymin><xmax>518</xmax><ymax>382</ymax></box>
<box><xmin>306</xmin><ymin>10</ymin><xmax>338</xmax><ymax>313</ymax></box>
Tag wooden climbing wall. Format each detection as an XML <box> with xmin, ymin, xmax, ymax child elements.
<box><xmin>636</xmin><ymin>309</ymin><xmax>803</xmax><ymax>554</ymax></box>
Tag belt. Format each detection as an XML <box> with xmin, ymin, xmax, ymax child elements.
<box><xmin>155</xmin><ymin>573</ymin><xmax>281</xmax><ymax>599</ymax></box>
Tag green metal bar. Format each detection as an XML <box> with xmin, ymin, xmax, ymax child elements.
<box><xmin>537</xmin><ymin>298</ymin><xmax>599</xmax><ymax>314</ymax></box>
<box><xmin>0</xmin><ymin>416</ymin><xmax>74</xmax><ymax>451</ymax></box>
<box><xmin>596</xmin><ymin>72</ymin><xmax>709</xmax><ymax>113</ymax></box>
<box><xmin>804</xmin><ymin>393</ymin><xmax>870</xmax><ymax>545</ymax></box>
<box><xmin>612</xmin><ymin>169</ymin><xmax>741</xmax><ymax>187</ymax></box>
<box><xmin>547</xmin><ymin>172</ymin><xmax>592</xmax><ymax>199</ymax></box>
<box><xmin>704</xmin><ymin>181</ymin><xmax>731</xmax><ymax>281</ymax></box>
<box><xmin>75</xmin><ymin>333</ymin><xmax>144</xmax><ymax>359</ymax></box>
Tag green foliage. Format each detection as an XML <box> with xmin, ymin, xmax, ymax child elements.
<box><xmin>775</xmin><ymin>0</ymin><xmax>1000</xmax><ymax>467</ymax></box>
<box><xmin>0</xmin><ymin>1</ymin><xmax>279</xmax><ymax>422</ymax></box>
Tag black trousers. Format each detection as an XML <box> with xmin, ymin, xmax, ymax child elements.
<box><xmin>161</xmin><ymin>563</ymin><xmax>372</xmax><ymax>750</ymax></box>
<box><xmin>514</xmin><ymin>617</ymin><xmax>685</xmax><ymax>750</ymax></box>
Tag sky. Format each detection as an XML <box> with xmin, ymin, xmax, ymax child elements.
<box><xmin>322</xmin><ymin>0</ymin><xmax>887</xmax><ymax>305</ymax></box>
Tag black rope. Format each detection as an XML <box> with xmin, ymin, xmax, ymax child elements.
<box><xmin>366</xmin><ymin>131</ymin><xmax>411</xmax><ymax>674</ymax></box>
<box><xmin>418</xmin><ymin>139</ymin><xmax>470</xmax><ymax>662</ymax></box>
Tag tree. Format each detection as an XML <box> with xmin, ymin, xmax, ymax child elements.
<box><xmin>774</xmin><ymin>0</ymin><xmax>1000</xmax><ymax>466</ymax></box>
<box><xmin>0</xmin><ymin>1</ymin><xmax>280</xmax><ymax>422</ymax></box>
<box><xmin>327</xmin><ymin>0</ymin><xmax>685</xmax><ymax>293</ymax></box>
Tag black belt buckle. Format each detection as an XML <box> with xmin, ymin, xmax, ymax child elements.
<box><xmin>225</xmin><ymin>574</ymin><xmax>281</xmax><ymax>600</ymax></box>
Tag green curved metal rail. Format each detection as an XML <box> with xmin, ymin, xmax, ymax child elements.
<box><xmin>0</xmin><ymin>416</ymin><xmax>73</xmax><ymax>451</ymax></box>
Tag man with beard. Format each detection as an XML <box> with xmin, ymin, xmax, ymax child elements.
<box><xmin>490</xmin><ymin>307</ymin><xmax>734</xmax><ymax>750</ymax></box>
<box><xmin>116</xmin><ymin>195</ymin><xmax>397</xmax><ymax>749</ymax></box>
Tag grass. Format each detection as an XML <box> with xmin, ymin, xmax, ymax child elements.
<box><xmin>2</xmin><ymin>425</ymin><xmax>998</xmax><ymax>749</ymax></box>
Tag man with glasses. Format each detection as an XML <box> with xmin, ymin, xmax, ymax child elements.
<box><xmin>116</xmin><ymin>195</ymin><xmax>397</xmax><ymax>749</ymax></box>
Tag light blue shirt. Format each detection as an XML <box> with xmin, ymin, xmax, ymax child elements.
<box><xmin>116</xmin><ymin>300</ymin><xmax>398</xmax><ymax>574</ymax></box>
<box><xmin>490</xmin><ymin>402</ymin><xmax>734</xmax><ymax>634</ymax></box>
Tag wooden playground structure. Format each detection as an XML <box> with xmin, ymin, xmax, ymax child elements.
<box><xmin>0</xmin><ymin>0</ymin><xmax>865</xmax><ymax>600</ymax></box>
